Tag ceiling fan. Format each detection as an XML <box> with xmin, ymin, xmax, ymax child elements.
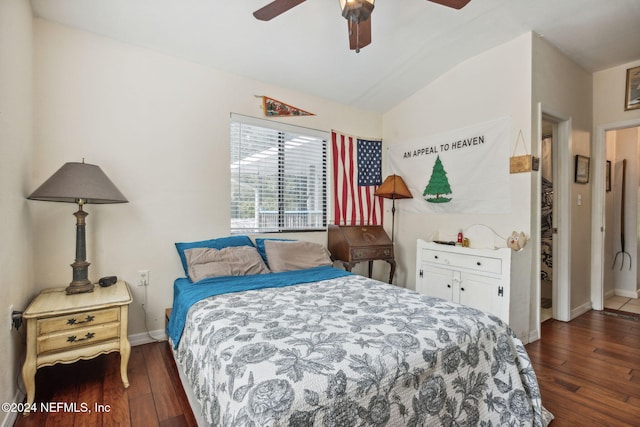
<box><xmin>253</xmin><ymin>0</ymin><xmax>472</xmax><ymax>53</ymax></box>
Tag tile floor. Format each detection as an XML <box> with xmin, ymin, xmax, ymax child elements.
<box><xmin>604</xmin><ymin>295</ymin><xmax>640</xmax><ymax>314</ymax></box>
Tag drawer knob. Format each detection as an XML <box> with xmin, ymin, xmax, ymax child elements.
<box><xmin>66</xmin><ymin>332</ymin><xmax>96</xmax><ymax>343</ymax></box>
<box><xmin>67</xmin><ymin>315</ymin><xmax>95</xmax><ymax>326</ymax></box>
<box><xmin>476</xmin><ymin>261</ymin><xmax>482</xmax><ymax>266</ymax></box>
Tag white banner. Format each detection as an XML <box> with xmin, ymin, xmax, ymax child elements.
<box><xmin>388</xmin><ymin>117</ymin><xmax>511</xmax><ymax>214</ymax></box>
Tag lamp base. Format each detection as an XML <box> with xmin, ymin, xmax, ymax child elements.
<box><xmin>66</xmin><ymin>280</ymin><xmax>94</xmax><ymax>295</ymax></box>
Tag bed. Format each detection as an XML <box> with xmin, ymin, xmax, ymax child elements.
<box><xmin>168</xmin><ymin>237</ymin><xmax>552</xmax><ymax>426</ymax></box>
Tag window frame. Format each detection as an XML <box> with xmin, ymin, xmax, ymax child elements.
<box><xmin>230</xmin><ymin>113</ymin><xmax>329</xmax><ymax>234</ymax></box>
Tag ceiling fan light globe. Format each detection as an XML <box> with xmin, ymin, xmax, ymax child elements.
<box><xmin>340</xmin><ymin>0</ymin><xmax>374</xmax><ymax>23</ymax></box>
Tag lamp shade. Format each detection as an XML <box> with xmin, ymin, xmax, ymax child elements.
<box><xmin>374</xmin><ymin>174</ymin><xmax>413</xmax><ymax>200</ymax></box>
<box><xmin>28</xmin><ymin>162</ymin><xmax>128</xmax><ymax>204</ymax></box>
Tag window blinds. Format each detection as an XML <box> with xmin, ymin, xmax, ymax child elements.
<box><xmin>230</xmin><ymin>114</ymin><xmax>328</xmax><ymax>233</ymax></box>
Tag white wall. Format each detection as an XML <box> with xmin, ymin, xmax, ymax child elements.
<box><xmin>0</xmin><ymin>0</ymin><xmax>35</xmax><ymax>423</ymax></box>
<box><xmin>532</xmin><ymin>34</ymin><xmax>594</xmax><ymax>320</ymax></box>
<box><xmin>594</xmin><ymin>60</ymin><xmax>640</xmax><ymax>300</ymax></box>
<box><xmin>32</xmin><ymin>19</ymin><xmax>382</xmax><ymax>337</ymax></box>
<box><xmin>382</xmin><ymin>33</ymin><xmax>533</xmax><ymax>339</ymax></box>
<box><xmin>594</xmin><ymin>60</ymin><xmax>640</xmax><ymax>126</ymax></box>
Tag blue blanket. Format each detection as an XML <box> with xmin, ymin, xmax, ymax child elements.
<box><xmin>167</xmin><ymin>266</ymin><xmax>352</xmax><ymax>348</ymax></box>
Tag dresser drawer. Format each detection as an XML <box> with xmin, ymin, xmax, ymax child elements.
<box><xmin>351</xmin><ymin>246</ymin><xmax>393</xmax><ymax>261</ymax></box>
<box><xmin>37</xmin><ymin>322</ymin><xmax>120</xmax><ymax>354</ymax></box>
<box><xmin>37</xmin><ymin>307</ymin><xmax>120</xmax><ymax>335</ymax></box>
<box><xmin>422</xmin><ymin>249</ymin><xmax>502</xmax><ymax>274</ymax></box>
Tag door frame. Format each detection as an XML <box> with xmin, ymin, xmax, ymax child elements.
<box><xmin>591</xmin><ymin>118</ymin><xmax>640</xmax><ymax>310</ymax></box>
<box><xmin>536</xmin><ymin>104</ymin><xmax>572</xmax><ymax>332</ymax></box>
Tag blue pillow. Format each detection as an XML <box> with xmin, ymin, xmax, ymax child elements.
<box><xmin>254</xmin><ymin>238</ymin><xmax>293</xmax><ymax>265</ymax></box>
<box><xmin>175</xmin><ymin>235</ymin><xmax>254</xmax><ymax>276</ymax></box>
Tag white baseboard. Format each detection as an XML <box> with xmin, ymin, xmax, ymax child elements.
<box><xmin>527</xmin><ymin>329</ymin><xmax>541</xmax><ymax>344</ymax></box>
<box><xmin>1</xmin><ymin>389</ymin><xmax>25</xmax><ymax>427</ymax></box>
<box><xmin>570</xmin><ymin>301</ymin><xmax>592</xmax><ymax>320</ymax></box>
<box><xmin>129</xmin><ymin>329</ymin><xmax>167</xmax><ymax>347</ymax></box>
<box><xmin>614</xmin><ymin>289</ymin><xmax>640</xmax><ymax>299</ymax></box>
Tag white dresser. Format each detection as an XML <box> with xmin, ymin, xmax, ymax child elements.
<box><xmin>415</xmin><ymin>239</ymin><xmax>511</xmax><ymax>323</ymax></box>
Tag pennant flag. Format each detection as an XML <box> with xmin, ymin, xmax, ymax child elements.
<box><xmin>331</xmin><ymin>131</ymin><xmax>383</xmax><ymax>226</ymax></box>
<box><xmin>262</xmin><ymin>96</ymin><xmax>315</xmax><ymax>117</ymax></box>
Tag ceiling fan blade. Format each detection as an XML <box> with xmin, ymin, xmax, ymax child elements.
<box><xmin>348</xmin><ymin>18</ymin><xmax>372</xmax><ymax>52</ymax></box>
<box><xmin>253</xmin><ymin>0</ymin><xmax>306</xmax><ymax>21</ymax></box>
<box><xmin>427</xmin><ymin>0</ymin><xmax>472</xmax><ymax>10</ymax></box>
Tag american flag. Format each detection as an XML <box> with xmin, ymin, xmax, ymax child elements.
<box><xmin>331</xmin><ymin>131</ymin><xmax>383</xmax><ymax>226</ymax></box>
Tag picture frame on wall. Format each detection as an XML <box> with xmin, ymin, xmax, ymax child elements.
<box><xmin>575</xmin><ymin>155</ymin><xmax>590</xmax><ymax>184</ymax></box>
<box><xmin>625</xmin><ymin>66</ymin><xmax>640</xmax><ymax>111</ymax></box>
<box><xmin>606</xmin><ymin>160</ymin><xmax>611</xmax><ymax>192</ymax></box>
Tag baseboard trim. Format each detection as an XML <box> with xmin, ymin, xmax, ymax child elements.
<box><xmin>527</xmin><ymin>329</ymin><xmax>541</xmax><ymax>344</ymax></box>
<box><xmin>570</xmin><ymin>301</ymin><xmax>592</xmax><ymax>320</ymax></box>
<box><xmin>1</xmin><ymin>389</ymin><xmax>25</xmax><ymax>427</ymax></box>
<box><xmin>614</xmin><ymin>289</ymin><xmax>640</xmax><ymax>299</ymax></box>
<box><xmin>129</xmin><ymin>329</ymin><xmax>167</xmax><ymax>347</ymax></box>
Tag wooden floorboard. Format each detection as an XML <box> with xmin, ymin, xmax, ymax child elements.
<box><xmin>14</xmin><ymin>342</ymin><xmax>196</xmax><ymax>427</ymax></box>
<box><xmin>527</xmin><ymin>310</ymin><xmax>640</xmax><ymax>426</ymax></box>
<box><xmin>13</xmin><ymin>310</ymin><xmax>640</xmax><ymax>426</ymax></box>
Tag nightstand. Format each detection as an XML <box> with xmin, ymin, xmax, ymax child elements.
<box><xmin>21</xmin><ymin>281</ymin><xmax>132</xmax><ymax>415</ymax></box>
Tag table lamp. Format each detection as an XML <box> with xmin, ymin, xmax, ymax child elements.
<box><xmin>28</xmin><ymin>160</ymin><xmax>128</xmax><ymax>294</ymax></box>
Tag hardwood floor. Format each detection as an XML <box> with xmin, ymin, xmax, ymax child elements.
<box><xmin>14</xmin><ymin>341</ymin><xmax>197</xmax><ymax>427</ymax></box>
<box><xmin>526</xmin><ymin>310</ymin><xmax>640</xmax><ymax>426</ymax></box>
<box><xmin>13</xmin><ymin>310</ymin><xmax>640</xmax><ymax>426</ymax></box>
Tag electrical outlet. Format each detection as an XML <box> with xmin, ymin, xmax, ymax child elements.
<box><xmin>138</xmin><ymin>270</ymin><xmax>149</xmax><ymax>287</ymax></box>
<box><xmin>8</xmin><ymin>305</ymin><xmax>13</xmax><ymax>331</ymax></box>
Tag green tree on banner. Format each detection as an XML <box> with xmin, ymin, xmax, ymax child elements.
<box><xmin>423</xmin><ymin>155</ymin><xmax>452</xmax><ymax>203</ymax></box>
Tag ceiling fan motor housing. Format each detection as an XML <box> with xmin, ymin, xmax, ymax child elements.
<box><xmin>340</xmin><ymin>0</ymin><xmax>374</xmax><ymax>23</ymax></box>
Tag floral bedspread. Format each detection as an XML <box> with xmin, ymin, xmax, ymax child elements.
<box><xmin>174</xmin><ymin>274</ymin><xmax>549</xmax><ymax>426</ymax></box>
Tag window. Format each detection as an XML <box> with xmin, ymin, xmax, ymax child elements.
<box><xmin>230</xmin><ymin>114</ymin><xmax>328</xmax><ymax>233</ymax></box>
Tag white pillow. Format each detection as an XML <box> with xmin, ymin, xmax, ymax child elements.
<box><xmin>264</xmin><ymin>240</ymin><xmax>332</xmax><ymax>273</ymax></box>
<box><xmin>184</xmin><ymin>246</ymin><xmax>270</xmax><ymax>282</ymax></box>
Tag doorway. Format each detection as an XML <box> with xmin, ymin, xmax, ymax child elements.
<box><xmin>535</xmin><ymin>104</ymin><xmax>572</xmax><ymax>340</ymax></box>
<box><xmin>592</xmin><ymin>120</ymin><xmax>640</xmax><ymax>312</ymax></box>
<box><xmin>540</xmin><ymin>119</ymin><xmax>554</xmax><ymax>322</ymax></box>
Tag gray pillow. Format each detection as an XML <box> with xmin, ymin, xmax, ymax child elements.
<box><xmin>264</xmin><ymin>240</ymin><xmax>332</xmax><ymax>273</ymax></box>
<box><xmin>184</xmin><ymin>246</ymin><xmax>270</xmax><ymax>282</ymax></box>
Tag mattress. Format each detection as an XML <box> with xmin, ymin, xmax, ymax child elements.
<box><xmin>169</xmin><ymin>268</ymin><xmax>551</xmax><ymax>426</ymax></box>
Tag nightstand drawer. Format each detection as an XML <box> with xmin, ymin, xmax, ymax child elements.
<box><xmin>37</xmin><ymin>322</ymin><xmax>120</xmax><ymax>354</ymax></box>
<box><xmin>351</xmin><ymin>246</ymin><xmax>393</xmax><ymax>261</ymax></box>
<box><xmin>37</xmin><ymin>307</ymin><xmax>120</xmax><ymax>335</ymax></box>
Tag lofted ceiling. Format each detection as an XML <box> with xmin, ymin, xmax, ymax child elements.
<box><xmin>30</xmin><ymin>0</ymin><xmax>640</xmax><ymax>112</ymax></box>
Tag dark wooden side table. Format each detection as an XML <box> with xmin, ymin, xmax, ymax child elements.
<box><xmin>327</xmin><ymin>224</ymin><xmax>396</xmax><ymax>284</ymax></box>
